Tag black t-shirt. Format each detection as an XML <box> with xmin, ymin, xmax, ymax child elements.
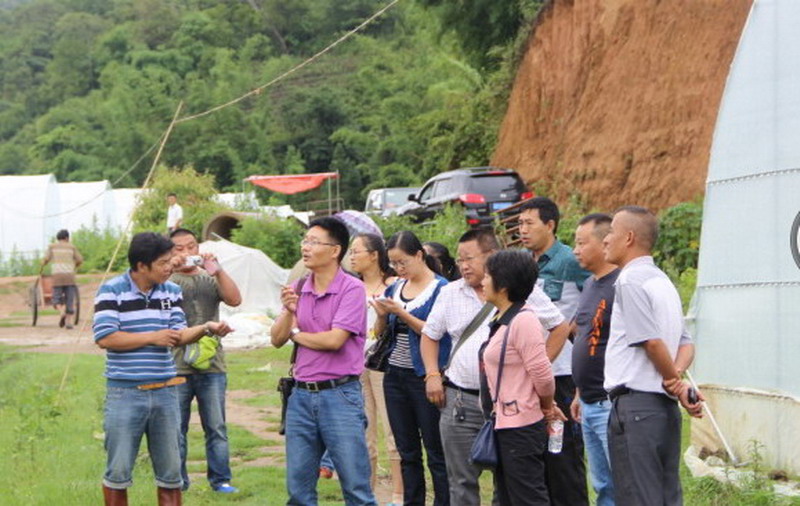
<box><xmin>571</xmin><ymin>269</ymin><xmax>620</xmax><ymax>403</ymax></box>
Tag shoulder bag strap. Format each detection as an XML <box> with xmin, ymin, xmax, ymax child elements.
<box><xmin>444</xmin><ymin>302</ymin><xmax>493</xmax><ymax>372</ymax></box>
<box><xmin>492</xmin><ymin>308</ymin><xmax>533</xmax><ymax>405</ymax></box>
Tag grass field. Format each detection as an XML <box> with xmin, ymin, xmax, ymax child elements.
<box><xmin>0</xmin><ymin>343</ymin><xmax>797</xmax><ymax>505</ymax></box>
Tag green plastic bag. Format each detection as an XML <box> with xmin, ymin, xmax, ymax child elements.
<box><xmin>184</xmin><ymin>336</ymin><xmax>220</xmax><ymax>370</ymax></box>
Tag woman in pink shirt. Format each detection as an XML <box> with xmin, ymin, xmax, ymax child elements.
<box><xmin>480</xmin><ymin>249</ymin><xmax>566</xmax><ymax>505</ymax></box>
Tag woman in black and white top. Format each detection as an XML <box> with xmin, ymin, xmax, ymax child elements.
<box><xmin>373</xmin><ymin>231</ymin><xmax>452</xmax><ymax>506</ymax></box>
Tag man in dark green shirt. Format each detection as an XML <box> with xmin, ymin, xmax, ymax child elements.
<box><xmin>169</xmin><ymin>228</ymin><xmax>242</xmax><ymax>494</ymax></box>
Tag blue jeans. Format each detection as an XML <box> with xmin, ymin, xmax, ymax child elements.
<box><xmin>103</xmin><ymin>385</ymin><xmax>182</xmax><ymax>489</ymax></box>
<box><xmin>581</xmin><ymin>399</ymin><xmax>615</xmax><ymax>506</ymax></box>
<box><xmin>320</xmin><ymin>450</ymin><xmax>335</xmax><ymax>471</ymax></box>
<box><xmin>285</xmin><ymin>379</ymin><xmax>376</xmax><ymax>506</ymax></box>
<box><xmin>177</xmin><ymin>373</ymin><xmax>231</xmax><ymax>490</ymax></box>
<box><xmin>384</xmin><ymin>366</ymin><xmax>449</xmax><ymax>506</ymax></box>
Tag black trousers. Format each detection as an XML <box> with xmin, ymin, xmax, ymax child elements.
<box><xmin>384</xmin><ymin>366</ymin><xmax>450</xmax><ymax>506</ymax></box>
<box><xmin>495</xmin><ymin>420</ymin><xmax>549</xmax><ymax>506</ymax></box>
<box><xmin>544</xmin><ymin>375</ymin><xmax>589</xmax><ymax>506</ymax></box>
<box><xmin>609</xmin><ymin>390</ymin><xmax>682</xmax><ymax>506</ymax></box>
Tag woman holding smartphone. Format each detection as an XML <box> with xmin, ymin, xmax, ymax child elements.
<box><xmin>373</xmin><ymin>231</ymin><xmax>451</xmax><ymax>506</ymax></box>
<box><xmin>480</xmin><ymin>249</ymin><xmax>566</xmax><ymax>506</ymax></box>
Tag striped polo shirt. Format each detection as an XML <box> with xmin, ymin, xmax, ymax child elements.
<box><xmin>93</xmin><ymin>270</ymin><xmax>187</xmax><ymax>387</ymax></box>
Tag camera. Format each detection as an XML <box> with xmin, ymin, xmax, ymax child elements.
<box><xmin>185</xmin><ymin>255</ymin><xmax>203</xmax><ymax>267</ymax></box>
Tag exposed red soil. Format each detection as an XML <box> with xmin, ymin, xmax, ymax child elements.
<box><xmin>492</xmin><ymin>0</ymin><xmax>753</xmax><ymax>211</ymax></box>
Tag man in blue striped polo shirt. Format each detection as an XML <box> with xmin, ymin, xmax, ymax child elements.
<box><xmin>94</xmin><ymin>232</ymin><xmax>232</xmax><ymax>506</ymax></box>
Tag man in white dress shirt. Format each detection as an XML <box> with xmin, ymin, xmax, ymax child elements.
<box><xmin>421</xmin><ymin>229</ymin><xmax>570</xmax><ymax>506</ymax></box>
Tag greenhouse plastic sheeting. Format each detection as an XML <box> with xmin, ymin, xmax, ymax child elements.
<box><xmin>58</xmin><ymin>181</ymin><xmax>117</xmax><ymax>233</ymax></box>
<box><xmin>694</xmin><ymin>0</ymin><xmax>800</xmax><ymax>397</ymax></box>
<box><xmin>0</xmin><ymin>174</ymin><xmax>61</xmax><ymax>258</ymax></box>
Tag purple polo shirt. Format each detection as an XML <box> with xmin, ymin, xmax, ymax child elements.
<box><xmin>293</xmin><ymin>267</ymin><xmax>367</xmax><ymax>382</ymax></box>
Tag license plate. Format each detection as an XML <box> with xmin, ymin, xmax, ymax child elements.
<box><xmin>492</xmin><ymin>202</ymin><xmax>512</xmax><ymax>212</ymax></box>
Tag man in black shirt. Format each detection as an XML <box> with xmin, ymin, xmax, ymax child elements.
<box><xmin>570</xmin><ymin>213</ymin><xmax>620</xmax><ymax>506</ymax></box>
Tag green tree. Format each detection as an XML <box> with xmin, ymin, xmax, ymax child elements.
<box><xmin>131</xmin><ymin>165</ymin><xmax>225</xmax><ymax>235</ymax></box>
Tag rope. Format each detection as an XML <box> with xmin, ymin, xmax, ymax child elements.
<box><xmin>52</xmin><ymin>0</ymin><xmax>402</xmax><ymax>397</ymax></box>
<box><xmin>56</xmin><ymin>102</ymin><xmax>184</xmax><ymax>398</ymax></box>
<box><xmin>175</xmin><ymin>0</ymin><xmax>400</xmax><ymax>124</ymax></box>
<box><xmin>0</xmin><ymin>139</ymin><xmax>160</xmax><ymax>220</ymax></box>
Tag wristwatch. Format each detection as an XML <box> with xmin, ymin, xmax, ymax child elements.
<box><xmin>204</xmin><ymin>323</ymin><xmax>215</xmax><ymax>337</ymax></box>
<box><xmin>290</xmin><ymin>327</ymin><xmax>300</xmax><ymax>338</ymax></box>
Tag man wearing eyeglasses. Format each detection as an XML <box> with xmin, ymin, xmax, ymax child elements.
<box><xmin>271</xmin><ymin>217</ymin><xmax>376</xmax><ymax>506</ymax></box>
<box><xmin>420</xmin><ymin>229</ymin><xmax>572</xmax><ymax>506</ymax></box>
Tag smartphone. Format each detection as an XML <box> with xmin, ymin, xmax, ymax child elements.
<box><xmin>203</xmin><ymin>257</ymin><xmax>220</xmax><ymax>276</ymax></box>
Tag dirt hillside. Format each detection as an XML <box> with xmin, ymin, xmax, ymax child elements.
<box><xmin>492</xmin><ymin>0</ymin><xmax>753</xmax><ymax>211</ymax></box>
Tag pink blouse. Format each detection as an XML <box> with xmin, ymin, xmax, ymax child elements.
<box><xmin>483</xmin><ymin>306</ymin><xmax>555</xmax><ymax>429</ymax></box>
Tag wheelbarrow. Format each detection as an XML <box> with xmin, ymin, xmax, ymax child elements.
<box><xmin>29</xmin><ymin>274</ymin><xmax>80</xmax><ymax>327</ymax></box>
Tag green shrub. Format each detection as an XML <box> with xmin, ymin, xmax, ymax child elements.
<box><xmin>655</xmin><ymin>200</ymin><xmax>703</xmax><ymax>274</ymax></box>
<box><xmin>374</xmin><ymin>204</ymin><xmax>469</xmax><ymax>255</ymax></box>
<box><xmin>230</xmin><ymin>216</ymin><xmax>305</xmax><ymax>269</ymax></box>
<box><xmin>131</xmin><ymin>165</ymin><xmax>225</xmax><ymax>236</ymax></box>
<box><xmin>71</xmin><ymin>225</ymin><xmax>129</xmax><ymax>273</ymax></box>
<box><xmin>0</xmin><ymin>249</ymin><xmax>40</xmax><ymax>277</ymax></box>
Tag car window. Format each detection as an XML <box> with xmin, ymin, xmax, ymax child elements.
<box><xmin>468</xmin><ymin>175</ymin><xmax>523</xmax><ymax>199</ymax></box>
<box><xmin>365</xmin><ymin>191</ymin><xmax>383</xmax><ymax>212</ymax></box>
<box><xmin>384</xmin><ymin>188</ymin><xmax>417</xmax><ymax>208</ymax></box>
<box><xmin>417</xmin><ymin>182</ymin><xmax>435</xmax><ymax>202</ymax></box>
<box><xmin>434</xmin><ymin>178</ymin><xmax>455</xmax><ymax>197</ymax></box>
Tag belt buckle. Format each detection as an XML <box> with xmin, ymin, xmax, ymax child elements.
<box><xmin>307</xmin><ymin>381</ymin><xmax>320</xmax><ymax>392</ymax></box>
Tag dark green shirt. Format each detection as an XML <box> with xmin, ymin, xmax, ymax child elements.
<box><xmin>170</xmin><ymin>271</ymin><xmax>226</xmax><ymax>374</ymax></box>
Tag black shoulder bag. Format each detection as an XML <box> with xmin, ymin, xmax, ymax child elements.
<box><xmin>365</xmin><ymin>281</ymin><xmax>400</xmax><ymax>372</ymax></box>
<box><xmin>277</xmin><ymin>276</ymin><xmax>307</xmax><ymax>436</ymax></box>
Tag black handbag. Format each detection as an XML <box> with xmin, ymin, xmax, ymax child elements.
<box><xmin>469</xmin><ymin>311</ymin><xmax>524</xmax><ymax>469</ymax></box>
<box><xmin>276</xmin><ymin>276</ymin><xmax>308</xmax><ymax>436</ymax></box>
<box><xmin>364</xmin><ymin>327</ymin><xmax>393</xmax><ymax>372</ymax></box>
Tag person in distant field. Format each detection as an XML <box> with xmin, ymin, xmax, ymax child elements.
<box><xmin>569</xmin><ymin>213</ymin><xmax>620</xmax><ymax>506</ymax></box>
<box><xmin>42</xmin><ymin>229</ymin><xmax>83</xmax><ymax>329</ymax></box>
<box><xmin>603</xmin><ymin>206</ymin><xmax>703</xmax><ymax>506</ymax></box>
<box><xmin>169</xmin><ymin>228</ymin><xmax>242</xmax><ymax>494</ymax></box>
<box><xmin>94</xmin><ymin>232</ymin><xmax>233</xmax><ymax>506</ymax></box>
<box><xmin>166</xmin><ymin>193</ymin><xmax>183</xmax><ymax>234</ymax></box>
<box><xmin>517</xmin><ymin>196</ymin><xmax>590</xmax><ymax>506</ymax></box>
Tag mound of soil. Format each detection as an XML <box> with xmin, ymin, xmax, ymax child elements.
<box><xmin>492</xmin><ymin>0</ymin><xmax>753</xmax><ymax>211</ymax></box>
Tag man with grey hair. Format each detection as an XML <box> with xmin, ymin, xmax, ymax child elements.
<box><xmin>603</xmin><ymin>206</ymin><xmax>703</xmax><ymax>506</ymax></box>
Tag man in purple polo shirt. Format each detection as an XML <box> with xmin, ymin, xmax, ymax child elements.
<box><xmin>271</xmin><ymin>217</ymin><xmax>376</xmax><ymax>506</ymax></box>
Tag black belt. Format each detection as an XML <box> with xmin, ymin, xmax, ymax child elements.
<box><xmin>608</xmin><ymin>385</ymin><xmax>671</xmax><ymax>402</ymax></box>
<box><xmin>295</xmin><ymin>375</ymin><xmax>359</xmax><ymax>392</ymax></box>
<box><xmin>444</xmin><ymin>378</ymin><xmax>480</xmax><ymax>396</ymax></box>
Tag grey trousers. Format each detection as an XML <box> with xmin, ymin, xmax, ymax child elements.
<box><xmin>609</xmin><ymin>391</ymin><xmax>682</xmax><ymax>506</ymax></box>
<box><xmin>439</xmin><ymin>387</ymin><xmax>497</xmax><ymax>506</ymax></box>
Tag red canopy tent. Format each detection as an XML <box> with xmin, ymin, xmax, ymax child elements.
<box><xmin>246</xmin><ymin>172</ymin><xmax>341</xmax><ymax>215</ymax></box>
<box><xmin>246</xmin><ymin>172</ymin><xmax>339</xmax><ymax>195</ymax></box>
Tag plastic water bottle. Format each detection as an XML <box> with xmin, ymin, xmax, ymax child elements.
<box><xmin>548</xmin><ymin>420</ymin><xmax>564</xmax><ymax>454</ymax></box>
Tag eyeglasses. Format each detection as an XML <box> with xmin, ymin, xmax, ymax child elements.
<box><xmin>455</xmin><ymin>255</ymin><xmax>481</xmax><ymax>266</ymax></box>
<box><xmin>301</xmin><ymin>238</ymin><xmax>338</xmax><ymax>248</ymax></box>
<box><xmin>348</xmin><ymin>249</ymin><xmax>369</xmax><ymax>256</ymax></box>
<box><xmin>389</xmin><ymin>259</ymin><xmax>410</xmax><ymax>270</ymax></box>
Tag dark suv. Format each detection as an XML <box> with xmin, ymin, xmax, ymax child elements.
<box><xmin>399</xmin><ymin>167</ymin><xmax>532</xmax><ymax>226</ymax></box>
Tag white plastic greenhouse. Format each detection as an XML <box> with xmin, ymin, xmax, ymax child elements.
<box><xmin>58</xmin><ymin>180</ymin><xmax>117</xmax><ymax>232</ymax></box>
<box><xmin>691</xmin><ymin>0</ymin><xmax>800</xmax><ymax>473</ymax></box>
<box><xmin>0</xmin><ymin>174</ymin><xmax>61</xmax><ymax>258</ymax></box>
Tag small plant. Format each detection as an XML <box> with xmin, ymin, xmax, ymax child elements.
<box><xmin>71</xmin><ymin>224</ymin><xmax>129</xmax><ymax>273</ymax></box>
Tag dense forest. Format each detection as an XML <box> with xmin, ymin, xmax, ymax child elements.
<box><xmin>0</xmin><ymin>0</ymin><xmax>542</xmax><ymax>208</ymax></box>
